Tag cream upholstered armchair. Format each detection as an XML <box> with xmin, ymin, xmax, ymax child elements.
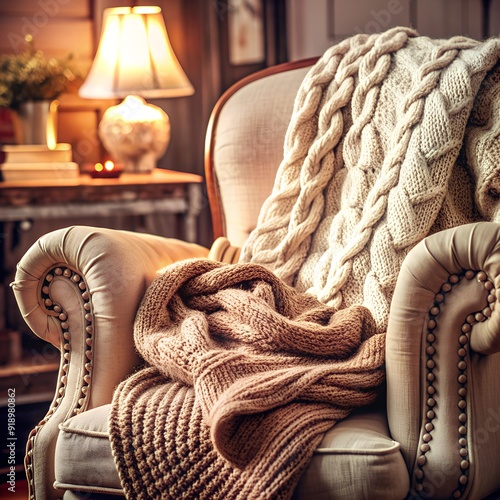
<box><xmin>12</xmin><ymin>54</ymin><xmax>500</xmax><ymax>500</ymax></box>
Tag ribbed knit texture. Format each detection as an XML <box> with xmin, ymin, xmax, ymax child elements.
<box><xmin>240</xmin><ymin>28</ymin><xmax>500</xmax><ymax>331</ymax></box>
<box><xmin>110</xmin><ymin>259</ymin><xmax>385</xmax><ymax>499</ymax></box>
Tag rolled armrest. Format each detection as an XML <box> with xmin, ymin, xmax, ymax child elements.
<box><xmin>387</xmin><ymin>222</ymin><xmax>500</xmax><ymax>500</ymax></box>
<box><xmin>11</xmin><ymin>225</ymin><xmax>208</xmax><ymax>499</ymax></box>
<box><xmin>208</xmin><ymin>236</ymin><xmax>241</xmax><ymax>263</ymax></box>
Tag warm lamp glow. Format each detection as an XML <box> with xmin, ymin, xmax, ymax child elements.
<box><xmin>78</xmin><ymin>6</ymin><xmax>194</xmax><ymax>173</ymax></box>
<box><xmin>79</xmin><ymin>6</ymin><xmax>194</xmax><ymax>99</ymax></box>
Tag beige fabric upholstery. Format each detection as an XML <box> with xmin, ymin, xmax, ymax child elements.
<box><xmin>55</xmin><ymin>405</ymin><xmax>122</xmax><ymax>495</ymax></box>
<box><xmin>294</xmin><ymin>406</ymin><xmax>409</xmax><ymax>499</ymax></box>
<box><xmin>387</xmin><ymin>222</ymin><xmax>500</xmax><ymax>499</ymax></box>
<box><xmin>213</xmin><ymin>66</ymin><xmax>310</xmax><ymax>247</ymax></box>
<box><xmin>207</xmin><ymin>236</ymin><xmax>241</xmax><ymax>264</ymax></box>
<box><xmin>12</xmin><ymin>226</ymin><xmax>208</xmax><ymax>500</ymax></box>
<box><xmin>55</xmin><ymin>403</ymin><xmax>408</xmax><ymax>500</ymax></box>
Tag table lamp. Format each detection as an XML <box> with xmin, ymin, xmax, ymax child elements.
<box><xmin>79</xmin><ymin>6</ymin><xmax>194</xmax><ymax>173</ymax></box>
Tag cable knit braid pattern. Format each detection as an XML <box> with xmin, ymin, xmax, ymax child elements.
<box><xmin>239</xmin><ymin>30</ymin><xmax>399</xmax><ymax>282</ymax></box>
<box><xmin>465</xmin><ymin>61</ymin><xmax>500</xmax><ymax>221</ymax></box>
<box><xmin>240</xmin><ymin>28</ymin><xmax>500</xmax><ymax>331</ymax></box>
<box><xmin>110</xmin><ymin>259</ymin><xmax>385</xmax><ymax>499</ymax></box>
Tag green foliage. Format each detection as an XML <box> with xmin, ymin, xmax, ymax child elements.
<box><xmin>0</xmin><ymin>35</ymin><xmax>77</xmax><ymax>109</ymax></box>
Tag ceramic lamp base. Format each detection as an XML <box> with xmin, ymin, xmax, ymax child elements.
<box><xmin>98</xmin><ymin>95</ymin><xmax>170</xmax><ymax>174</ymax></box>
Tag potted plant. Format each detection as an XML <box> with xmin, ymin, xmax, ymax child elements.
<box><xmin>0</xmin><ymin>34</ymin><xmax>77</xmax><ymax>146</ymax></box>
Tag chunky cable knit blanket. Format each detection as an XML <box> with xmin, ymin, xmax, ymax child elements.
<box><xmin>110</xmin><ymin>28</ymin><xmax>500</xmax><ymax>499</ymax></box>
<box><xmin>241</xmin><ymin>27</ymin><xmax>500</xmax><ymax>331</ymax></box>
<box><xmin>110</xmin><ymin>259</ymin><xmax>384</xmax><ymax>499</ymax></box>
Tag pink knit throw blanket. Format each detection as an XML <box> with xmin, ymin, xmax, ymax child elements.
<box><xmin>109</xmin><ymin>259</ymin><xmax>385</xmax><ymax>499</ymax></box>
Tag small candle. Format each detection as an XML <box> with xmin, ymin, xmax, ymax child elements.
<box><xmin>104</xmin><ymin>160</ymin><xmax>115</xmax><ymax>171</ymax></box>
<box><xmin>89</xmin><ymin>161</ymin><xmax>122</xmax><ymax>178</ymax></box>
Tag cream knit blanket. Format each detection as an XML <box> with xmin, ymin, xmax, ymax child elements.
<box><xmin>110</xmin><ymin>260</ymin><xmax>384</xmax><ymax>499</ymax></box>
<box><xmin>241</xmin><ymin>27</ymin><xmax>500</xmax><ymax>330</ymax></box>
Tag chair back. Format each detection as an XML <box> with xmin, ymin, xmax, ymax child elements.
<box><xmin>205</xmin><ymin>59</ymin><xmax>316</xmax><ymax>247</ymax></box>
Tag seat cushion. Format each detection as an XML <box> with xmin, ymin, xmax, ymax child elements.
<box><xmin>293</xmin><ymin>406</ymin><xmax>409</xmax><ymax>499</ymax></box>
<box><xmin>54</xmin><ymin>404</ymin><xmax>123</xmax><ymax>496</ymax></box>
<box><xmin>55</xmin><ymin>403</ymin><xmax>409</xmax><ymax>499</ymax></box>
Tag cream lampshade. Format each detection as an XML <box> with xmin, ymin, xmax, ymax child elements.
<box><xmin>79</xmin><ymin>6</ymin><xmax>194</xmax><ymax>173</ymax></box>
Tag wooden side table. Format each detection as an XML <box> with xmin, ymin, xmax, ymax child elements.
<box><xmin>0</xmin><ymin>168</ymin><xmax>204</xmax><ymax>243</ymax></box>
<box><xmin>0</xmin><ymin>167</ymin><xmax>204</xmax><ymax>340</ymax></box>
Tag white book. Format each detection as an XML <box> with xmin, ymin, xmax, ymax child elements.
<box><xmin>0</xmin><ymin>161</ymin><xmax>80</xmax><ymax>181</ymax></box>
<box><xmin>0</xmin><ymin>143</ymin><xmax>73</xmax><ymax>163</ymax></box>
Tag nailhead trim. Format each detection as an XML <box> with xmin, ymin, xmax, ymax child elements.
<box><xmin>414</xmin><ymin>270</ymin><xmax>495</xmax><ymax>498</ymax></box>
<box><xmin>25</xmin><ymin>265</ymin><xmax>93</xmax><ymax>500</ymax></box>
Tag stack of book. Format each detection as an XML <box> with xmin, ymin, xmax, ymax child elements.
<box><xmin>0</xmin><ymin>143</ymin><xmax>80</xmax><ymax>181</ymax></box>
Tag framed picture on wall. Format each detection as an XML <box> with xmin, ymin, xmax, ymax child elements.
<box><xmin>217</xmin><ymin>0</ymin><xmax>287</xmax><ymax>91</ymax></box>
<box><xmin>228</xmin><ymin>0</ymin><xmax>265</xmax><ymax>65</ymax></box>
